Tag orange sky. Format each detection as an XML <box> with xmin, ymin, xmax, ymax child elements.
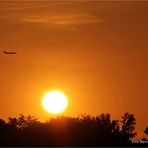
<box><xmin>0</xmin><ymin>1</ymin><xmax>148</xmax><ymax>139</ymax></box>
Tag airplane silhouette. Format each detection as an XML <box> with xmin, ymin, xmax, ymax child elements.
<box><xmin>3</xmin><ymin>50</ymin><xmax>17</xmax><ymax>54</ymax></box>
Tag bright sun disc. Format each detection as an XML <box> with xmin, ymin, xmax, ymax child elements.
<box><xmin>42</xmin><ymin>90</ymin><xmax>68</xmax><ymax>114</ymax></box>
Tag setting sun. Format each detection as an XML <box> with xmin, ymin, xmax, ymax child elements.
<box><xmin>42</xmin><ymin>90</ymin><xmax>68</xmax><ymax>114</ymax></box>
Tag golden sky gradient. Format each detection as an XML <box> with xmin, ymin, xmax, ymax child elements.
<box><xmin>0</xmin><ymin>1</ymin><xmax>148</xmax><ymax>138</ymax></box>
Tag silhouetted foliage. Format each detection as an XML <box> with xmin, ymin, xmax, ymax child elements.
<box><xmin>120</xmin><ymin>112</ymin><xmax>137</xmax><ymax>144</ymax></box>
<box><xmin>0</xmin><ymin>113</ymin><xmax>144</xmax><ymax>146</ymax></box>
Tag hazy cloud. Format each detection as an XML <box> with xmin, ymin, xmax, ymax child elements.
<box><xmin>0</xmin><ymin>1</ymin><xmax>108</xmax><ymax>29</ymax></box>
<box><xmin>22</xmin><ymin>13</ymin><xmax>104</xmax><ymax>28</ymax></box>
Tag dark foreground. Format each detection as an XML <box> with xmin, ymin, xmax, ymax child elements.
<box><xmin>0</xmin><ymin>113</ymin><xmax>148</xmax><ymax>146</ymax></box>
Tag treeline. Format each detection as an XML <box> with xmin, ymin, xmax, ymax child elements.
<box><xmin>0</xmin><ymin>112</ymin><xmax>147</xmax><ymax>146</ymax></box>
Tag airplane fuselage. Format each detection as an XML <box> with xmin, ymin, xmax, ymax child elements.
<box><xmin>4</xmin><ymin>51</ymin><xmax>17</xmax><ymax>54</ymax></box>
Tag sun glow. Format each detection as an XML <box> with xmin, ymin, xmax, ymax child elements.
<box><xmin>42</xmin><ymin>90</ymin><xmax>68</xmax><ymax>114</ymax></box>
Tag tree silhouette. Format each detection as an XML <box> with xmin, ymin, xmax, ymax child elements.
<box><xmin>0</xmin><ymin>113</ymin><xmax>144</xmax><ymax>146</ymax></box>
<box><xmin>0</xmin><ymin>118</ymin><xmax>6</xmax><ymax>128</ymax></box>
<box><xmin>7</xmin><ymin>117</ymin><xmax>18</xmax><ymax>129</ymax></box>
<box><xmin>17</xmin><ymin>114</ymin><xmax>38</xmax><ymax>130</ymax></box>
<box><xmin>120</xmin><ymin>112</ymin><xmax>137</xmax><ymax>144</ymax></box>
